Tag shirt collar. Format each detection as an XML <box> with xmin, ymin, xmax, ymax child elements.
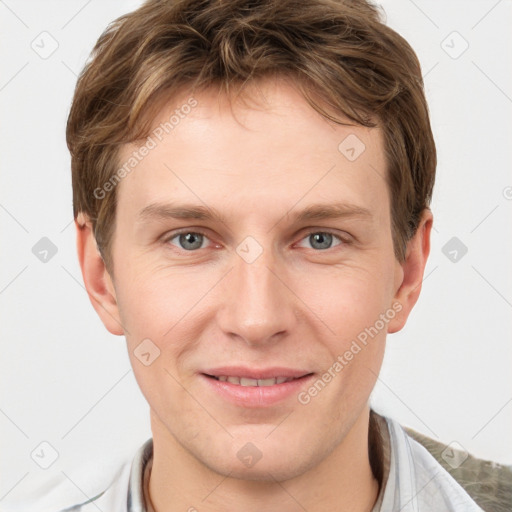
<box><xmin>127</xmin><ymin>437</ymin><xmax>153</xmax><ymax>512</ymax></box>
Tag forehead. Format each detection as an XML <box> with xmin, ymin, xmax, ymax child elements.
<box><xmin>115</xmin><ymin>79</ymin><xmax>389</xmax><ymax>223</ymax></box>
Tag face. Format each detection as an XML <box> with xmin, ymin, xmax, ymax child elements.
<box><xmin>96</xmin><ymin>78</ymin><xmax>410</xmax><ymax>480</ymax></box>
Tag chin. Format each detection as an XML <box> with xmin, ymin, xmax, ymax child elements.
<box><xmin>208</xmin><ymin>457</ymin><xmax>311</xmax><ymax>483</ymax></box>
<box><xmin>198</xmin><ymin>440</ymin><xmax>321</xmax><ymax>483</ymax></box>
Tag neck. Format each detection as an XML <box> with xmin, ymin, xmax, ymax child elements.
<box><xmin>148</xmin><ymin>406</ymin><xmax>380</xmax><ymax>512</ymax></box>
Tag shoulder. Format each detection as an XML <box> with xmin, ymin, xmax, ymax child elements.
<box><xmin>56</xmin><ymin>438</ymin><xmax>153</xmax><ymax>512</ymax></box>
<box><xmin>402</xmin><ymin>423</ymin><xmax>512</xmax><ymax>512</ymax></box>
<box><xmin>56</xmin><ymin>460</ymin><xmax>132</xmax><ymax>512</ymax></box>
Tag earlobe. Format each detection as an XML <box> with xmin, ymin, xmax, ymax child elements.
<box><xmin>387</xmin><ymin>209</ymin><xmax>433</xmax><ymax>334</ymax></box>
<box><xmin>75</xmin><ymin>213</ymin><xmax>124</xmax><ymax>336</ymax></box>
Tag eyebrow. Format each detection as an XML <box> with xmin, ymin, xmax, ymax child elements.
<box><xmin>137</xmin><ymin>201</ymin><xmax>373</xmax><ymax>225</ymax></box>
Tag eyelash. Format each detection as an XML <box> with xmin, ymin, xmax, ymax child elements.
<box><xmin>163</xmin><ymin>228</ymin><xmax>350</xmax><ymax>252</ymax></box>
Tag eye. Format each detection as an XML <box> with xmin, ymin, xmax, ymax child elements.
<box><xmin>297</xmin><ymin>231</ymin><xmax>344</xmax><ymax>251</ymax></box>
<box><xmin>164</xmin><ymin>229</ymin><xmax>347</xmax><ymax>253</ymax></box>
<box><xmin>167</xmin><ymin>231</ymin><xmax>210</xmax><ymax>251</ymax></box>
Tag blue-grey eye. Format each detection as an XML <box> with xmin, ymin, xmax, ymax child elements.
<box><xmin>172</xmin><ymin>232</ymin><xmax>205</xmax><ymax>250</ymax></box>
<box><xmin>298</xmin><ymin>232</ymin><xmax>342</xmax><ymax>250</ymax></box>
<box><xmin>309</xmin><ymin>232</ymin><xmax>333</xmax><ymax>250</ymax></box>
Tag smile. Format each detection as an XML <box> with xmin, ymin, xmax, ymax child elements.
<box><xmin>201</xmin><ymin>370</ymin><xmax>315</xmax><ymax>407</ymax></box>
<box><xmin>206</xmin><ymin>375</ymin><xmax>298</xmax><ymax>386</ymax></box>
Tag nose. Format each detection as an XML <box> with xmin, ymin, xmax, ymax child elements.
<box><xmin>216</xmin><ymin>243</ymin><xmax>298</xmax><ymax>347</ymax></box>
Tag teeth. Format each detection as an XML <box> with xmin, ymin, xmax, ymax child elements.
<box><xmin>258</xmin><ymin>378</ymin><xmax>277</xmax><ymax>386</ymax></box>
<box><xmin>240</xmin><ymin>377</ymin><xmax>259</xmax><ymax>386</ymax></box>
<box><xmin>214</xmin><ymin>376</ymin><xmax>295</xmax><ymax>386</ymax></box>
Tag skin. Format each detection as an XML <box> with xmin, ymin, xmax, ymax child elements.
<box><xmin>76</xmin><ymin>77</ymin><xmax>432</xmax><ymax>512</ymax></box>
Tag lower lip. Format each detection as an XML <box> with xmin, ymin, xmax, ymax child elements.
<box><xmin>200</xmin><ymin>374</ymin><xmax>315</xmax><ymax>407</ymax></box>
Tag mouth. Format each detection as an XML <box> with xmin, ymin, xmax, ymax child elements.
<box><xmin>200</xmin><ymin>367</ymin><xmax>315</xmax><ymax>407</ymax></box>
<box><xmin>203</xmin><ymin>374</ymin><xmax>311</xmax><ymax>386</ymax></box>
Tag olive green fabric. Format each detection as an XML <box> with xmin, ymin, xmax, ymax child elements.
<box><xmin>403</xmin><ymin>427</ymin><xmax>512</xmax><ymax>512</ymax></box>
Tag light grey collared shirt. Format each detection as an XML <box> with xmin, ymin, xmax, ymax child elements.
<box><xmin>59</xmin><ymin>413</ymin><xmax>483</xmax><ymax>511</ymax></box>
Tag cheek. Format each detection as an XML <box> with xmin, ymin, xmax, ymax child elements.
<box><xmin>296</xmin><ymin>262</ymin><xmax>395</xmax><ymax>334</ymax></box>
<box><xmin>115</xmin><ymin>263</ymin><xmax>209</xmax><ymax>336</ymax></box>
<box><xmin>296</xmin><ymin>269</ymin><xmax>390</xmax><ymax>413</ymax></box>
<box><xmin>112</xmin><ymin>272</ymin><xmax>198</xmax><ymax>394</ymax></box>
<box><xmin>293</xmin><ymin>262</ymin><xmax>394</xmax><ymax>395</ymax></box>
<box><xmin>114</xmin><ymin>269</ymin><xmax>200</xmax><ymax>414</ymax></box>
<box><xmin>114</xmin><ymin>264</ymin><xmax>220</xmax><ymax>393</ymax></box>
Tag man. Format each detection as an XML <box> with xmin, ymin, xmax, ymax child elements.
<box><xmin>63</xmin><ymin>0</ymin><xmax>510</xmax><ymax>510</ymax></box>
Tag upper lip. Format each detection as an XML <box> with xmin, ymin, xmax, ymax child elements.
<box><xmin>202</xmin><ymin>366</ymin><xmax>313</xmax><ymax>380</ymax></box>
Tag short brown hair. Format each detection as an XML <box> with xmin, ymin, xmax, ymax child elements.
<box><xmin>66</xmin><ymin>0</ymin><xmax>436</xmax><ymax>270</ymax></box>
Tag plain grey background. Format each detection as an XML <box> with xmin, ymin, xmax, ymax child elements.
<box><xmin>1</xmin><ymin>1</ymin><xmax>511</xmax><ymax>510</ymax></box>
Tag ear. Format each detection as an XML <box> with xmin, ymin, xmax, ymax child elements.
<box><xmin>387</xmin><ymin>209</ymin><xmax>433</xmax><ymax>334</ymax></box>
<box><xmin>75</xmin><ymin>213</ymin><xmax>124</xmax><ymax>336</ymax></box>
